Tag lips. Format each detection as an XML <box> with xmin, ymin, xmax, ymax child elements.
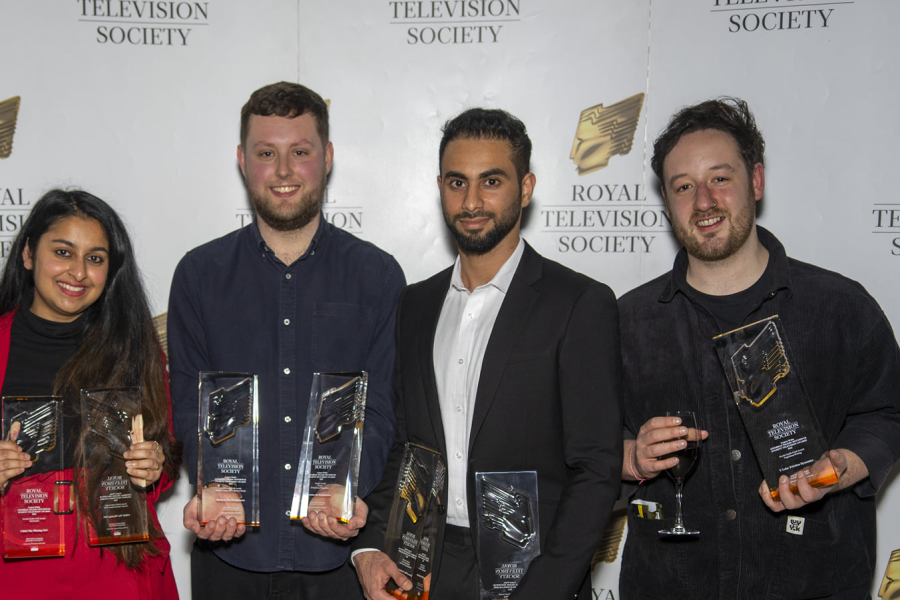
<box><xmin>270</xmin><ymin>185</ymin><xmax>301</xmax><ymax>197</ymax></box>
<box><xmin>695</xmin><ymin>215</ymin><xmax>725</xmax><ymax>229</ymax></box>
<box><xmin>56</xmin><ymin>281</ymin><xmax>88</xmax><ymax>297</ymax></box>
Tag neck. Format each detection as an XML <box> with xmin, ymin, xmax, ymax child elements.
<box><xmin>685</xmin><ymin>228</ymin><xmax>769</xmax><ymax>295</ymax></box>
<box><xmin>458</xmin><ymin>232</ymin><xmax>520</xmax><ymax>292</ymax></box>
<box><xmin>257</xmin><ymin>213</ymin><xmax>320</xmax><ymax>266</ymax></box>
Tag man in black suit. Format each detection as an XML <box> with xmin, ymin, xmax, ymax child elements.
<box><xmin>350</xmin><ymin>108</ymin><xmax>622</xmax><ymax>599</ymax></box>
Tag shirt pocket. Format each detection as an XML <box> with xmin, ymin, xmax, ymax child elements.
<box><xmin>311</xmin><ymin>302</ymin><xmax>374</xmax><ymax>372</ymax></box>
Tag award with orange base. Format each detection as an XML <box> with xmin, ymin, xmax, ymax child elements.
<box><xmin>713</xmin><ymin>316</ymin><xmax>838</xmax><ymax>501</ymax></box>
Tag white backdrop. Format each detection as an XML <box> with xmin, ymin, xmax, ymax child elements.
<box><xmin>1</xmin><ymin>1</ymin><xmax>899</xmax><ymax>597</ymax></box>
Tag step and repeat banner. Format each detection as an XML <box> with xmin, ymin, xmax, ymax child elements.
<box><xmin>1</xmin><ymin>1</ymin><xmax>898</xmax><ymax>597</ymax></box>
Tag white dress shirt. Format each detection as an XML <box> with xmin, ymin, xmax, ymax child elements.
<box><xmin>433</xmin><ymin>238</ymin><xmax>525</xmax><ymax>527</ymax></box>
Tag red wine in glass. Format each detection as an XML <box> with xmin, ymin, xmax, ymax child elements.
<box><xmin>659</xmin><ymin>411</ymin><xmax>700</xmax><ymax>536</ymax></box>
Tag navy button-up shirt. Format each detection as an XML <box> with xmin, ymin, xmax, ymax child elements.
<box><xmin>168</xmin><ymin>217</ymin><xmax>405</xmax><ymax>572</ymax></box>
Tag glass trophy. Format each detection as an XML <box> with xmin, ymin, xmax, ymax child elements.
<box><xmin>1</xmin><ymin>396</ymin><xmax>68</xmax><ymax>558</ymax></box>
<box><xmin>475</xmin><ymin>472</ymin><xmax>541</xmax><ymax>600</ymax></box>
<box><xmin>290</xmin><ymin>372</ymin><xmax>367</xmax><ymax>523</ymax></box>
<box><xmin>713</xmin><ymin>316</ymin><xmax>838</xmax><ymax>500</ymax></box>
<box><xmin>384</xmin><ymin>443</ymin><xmax>445</xmax><ymax>600</ymax></box>
<box><xmin>80</xmin><ymin>387</ymin><xmax>149</xmax><ymax>546</ymax></box>
<box><xmin>197</xmin><ymin>372</ymin><xmax>259</xmax><ymax>527</ymax></box>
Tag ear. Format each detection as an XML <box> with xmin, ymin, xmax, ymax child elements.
<box><xmin>324</xmin><ymin>141</ymin><xmax>334</xmax><ymax>176</ymax></box>
<box><xmin>751</xmin><ymin>163</ymin><xmax>765</xmax><ymax>201</ymax></box>
<box><xmin>237</xmin><ymin>144</ymin><xmax>246</xmax><ymax>178</ymax></box>
<box><xmin>22</xmin><ymin>240</ymin><xmax>33</xmax><ymax>271</ymax></box>
<box><xmin>520</xmin><ymin>173</ymin><xmax>536</xmax><ymax>209</ymax></box>
<box><xmin>437</xmin><ymin>175</ymin><xmax>442</xmax><ymax>190</ymax></box>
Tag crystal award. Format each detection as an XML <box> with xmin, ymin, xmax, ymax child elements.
<box><xmin>197</xmin><ymin>372</ymin><xmax>259</xmax><ymax>527</ymax></box>
<box><xmin>1</xmin><ymin>396</ymin><xmax>68</xmax><ymax>558</ymax></box>
<box><xmin>384</xmin><ymin>443</ymin><xmax>445</xmax><ymax>600</ymax></box>
<box><xmin>475</xmin><ymin>472</ymin><xmax>541</xmax><ymax>599</ymax></box>
<box><xmin>713</xmin><ymin>316</ymin><xmax>838</xmax><ymax>500</ymax></box>
<box><xmin>80</xmin><ymin>387</ymin><xmax>149</xmax><ymax>546</ymax></box>
<box><xmin>291</xmin><ymin>372</ymin><xmax>367</xmax><ymax>522</ymax></box>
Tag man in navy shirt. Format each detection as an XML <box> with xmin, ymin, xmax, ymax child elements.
<box><xmin>168</xmin><ymin>82</ymin><xmax>405</xmax><ymax>599</ymax></box>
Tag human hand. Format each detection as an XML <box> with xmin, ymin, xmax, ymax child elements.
<box><xmin>354</xmin><ymin>550</ymin><xmax>413</xmax><ymax>600</ymax></box>
<box><xmin>760</xmin><ymin>449</ymin><xmax>847</xmax><ymax>512</ymax></box>
<box><xmin>302</xmin><ymin>489</ymin><xmax>367</xmax><ymax>540</ymax></box>
<box><xmin>124</xmin><ymin>439</ymin><xmax>165</xmax><ymax>487</ymax></box>
<box><xmin>0</xmin><ymin>422</ymin><xmax>32</xmax><ymax>491</ymax></box>
<box><xmin>183</xmin><ymin>492</ymin><xmax>246</xmax><ymax>541</ymax></box>
<box><xmin>630</xmin><ymin>416</ymin><xmax>709</xmax><ymax>481</ymax></box>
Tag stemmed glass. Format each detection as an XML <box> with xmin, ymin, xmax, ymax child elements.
<box><xmin>658</xmin><ymin>411</ymin><xmax>701</xmax><ymax>536</ymax></box>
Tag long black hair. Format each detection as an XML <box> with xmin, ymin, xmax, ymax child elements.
<box><xmin>0</xmin><ymin>189</ymin><xmax>181</xmax><ymax>567</ymax></box>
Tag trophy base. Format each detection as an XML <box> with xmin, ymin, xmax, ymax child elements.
<box><xmin>768</xmin><ymin>464</ymin><xmax>840</xmax><ymax>502</ymax></box>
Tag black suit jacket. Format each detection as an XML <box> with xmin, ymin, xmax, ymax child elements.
<box><xmin>357</xmin><ymin>243</ymin><xmax>622</xmax><ymax>599</ymax></box>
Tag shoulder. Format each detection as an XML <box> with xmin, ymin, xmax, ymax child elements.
<box><xmin>326</xmin><ymin>224</ymin><xmax>403</xmax><ymax>275</ymax></box>
<box><xmin>524</xmin><ymin>245</ymin><xmax>616</xmax><ymax>301</ymax></box>
<box><xmin>174</xmin><ymin>227</ymin><xmax>248</xmax><ymax>274</ymax></box>
<box><xmin>402</xmin><ymin>266</ymin><xmax>453</xmax><ymax>301</ymax></box>
<box><xmin>617</xmin><ymin>271</ymin><xmax>671</xmax><ymax>312</ymax></box>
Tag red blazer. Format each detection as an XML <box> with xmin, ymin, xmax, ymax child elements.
<box><xmin>0</xmin><ymin>310</ymin><xmax>179</xmax><ymax>600</ymax></box>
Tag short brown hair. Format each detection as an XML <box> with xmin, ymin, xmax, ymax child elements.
<box><xmin>240</xmin><ymin>82</ymin><xmax>329</xmax><ymax>147</ymax></box>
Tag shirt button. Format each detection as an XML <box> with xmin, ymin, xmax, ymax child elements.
<box><xmin>731</xmin><ymin>449</ymin><xmax>742</xmax><ymax>461</ymax></box>
<box><xmin>467</xmin><ymin>313</ymin><xmax>473</xmax><ymax>319</ymax></box>
<box><xmin>284</xmin><ymin>368</ymin><xmax>291</xmax><ymax>375</ymax></box>
<box><xmin>284</xmin><ymin>416</ymin><xmax>292</xmax><ymax>423</ymax></box>
<box><xmin>458</xmin><ymin>358</ymin><xmax>464</xmax><ymax>365</ymax></box>
<box><xmin>285</xmin><ymin>510</ymin><xmax>291</xmax><ymax>517</ymax></box>
<box><xmin>456</xmin><ymin>499</ymin><xmax>463</xmax><ymax>506</ymax></box>
<box><xmin>456</xmin><ymin>405</ymin><xmax>462</xmax><ymax>413</ymax></box>
<box><xmin>725</xmin><ymin>509</ymin><xmax>737</xmax><ymax>520</ymax></box>
<box><xmin>284</xmin><ymin>464</ymin><xmax>292</xmax><ymax>470</ymax></box>
<box><xmin>285</xmin><ymin>273</ymin><xmax>292</xmax><ymax>280</ymax></box>
<box><xmin>283</xmin><ymin>318</ymin><xmax>290</xmax><ymax>326</ymax></box>
<box><xmin>455</xmin><ymin>452</ymin><xmax>462</xmax><ymax>459</ymax></box>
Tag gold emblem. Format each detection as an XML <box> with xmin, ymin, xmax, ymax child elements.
<box><xmin>0</xmin><ymin>96</ymin><xmax>21</xmax><ymax>160</ymax></box>
<box><xmin>879</xmin><ymin>549</ymin><xmax>900</xmax><ymax>598</ymax></box>
<box><xmin>570</xmin><ymin>93</ymin><xmax>644</xmax><ymax>175</ymax></box>
<box><xmin>591</xmin><ymin>506</ymin><xmax>627</xmax><ymax>567</ymax></box>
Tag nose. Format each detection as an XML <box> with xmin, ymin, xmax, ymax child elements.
<box><xmin>461</xmin><ymin>187</ymin><xmax>483</xmax><ymax>213</ymax></box>
<box><xmin>68</xmin><ymin>259</ymin><xmax>87</xmax><ymax>281</ymax></box>
<box><xmin>694</xmin><ymin>182</ymin><xmax>717</xmax><ymax>212</ymax></box>
<box><xmin>276</xmin><ymin>154</ymin><xmax>293</xmax><ymax>179</ymax></box>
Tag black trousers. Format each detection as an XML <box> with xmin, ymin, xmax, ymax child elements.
<box><xmin>191</xmin><ymin>542</ymin><xmax>365</xmax><ymax>600</ymax></box>
<box><xmin>431</xmin><ymin>524</ymin><xmax>480</xmax><ymax>599</ymax></box>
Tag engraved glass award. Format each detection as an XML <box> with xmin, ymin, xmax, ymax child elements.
<box><xmin>80</xmin><ymin>388</ymin><xmax>149</xmax><ymax>546</ymax></box>
<box><xmin>475</xmin><ymin>472</ymin><xmax>540</xmax><ymax>599</ymax></box>
<box><xmin>713</xmin><ymin>316</ymin><xmax>838</xmax><ymax>500</ymax></box>
<box><xmin>384</xmin><ymin>443</ymin><xmax>445</xmax><ymax>600</ymax></box>
<box><xmin>291</xmin><ymin>372</ymin><xmax>367</xmax><ymax>522</ymax></box>
<box><xmin>197</xmin><ymin>372</ymin><xmax>259</xmax><ymax>527</ymax></box>
<box><xmin>1</xmin><ymin>396</ymin><xmax>68</xmax><ymax>558</ymax></box>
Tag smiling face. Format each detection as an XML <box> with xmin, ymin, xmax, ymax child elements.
<box><xmin>662</xmin><ymin>128</ymin><xmax>764</xmax><ymax>262</ymax></box>
<box><xmin>438</xmin><ymin>137</ymin><xmax>534</xmax><ymax>257</ymax></box>
<box><xmin>23</xmin><ymin>216</ymin><xmax>110</xmax><ymax>323</ymax></box>
<box><xmin>238</xmin><ymin>113</ymin><xmax>333</xmax><ymax>232</ymax></box>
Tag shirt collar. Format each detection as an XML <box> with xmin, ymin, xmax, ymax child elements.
<box><xmin>660</xmin><ymin>226</ymin><xmax>792</xmax><ymax>303</ymax></box>
<box><xmin>450</xmin><ymin>237</ymin><xmax>526</xmax><ymax>294</ymax></box>
<box><xmin>249</xmin><ymin>212</ymin><xmax>328</xmax><ymax>261</ymax></box>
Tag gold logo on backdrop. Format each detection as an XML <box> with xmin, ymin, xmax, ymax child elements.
<box><xmin>879</xmin><ymin>549</ymin><xmax>900</xmax><ymax>599</ymax></box>
<box><xmin>591</xmin><ymin>506</ymin><xmax>627</xmax><ymax>567</ymax></box>
<box><xmin>570</xmin><ymin>93</ymin><xmax>644</xmax><ymax>176</ymax></box>
<box><xmin>0</xmin><ymin>96</ymin><xmax>21</xmax><ymax>159</ymax></box>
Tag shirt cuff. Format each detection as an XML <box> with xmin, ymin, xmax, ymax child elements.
<box><xmin>350</xmin><ymin>547</ymin><xmax>379</xmax><ymax>568</ymax></box>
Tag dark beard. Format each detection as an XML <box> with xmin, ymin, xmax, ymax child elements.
<box><xmin>248</xmin><ymin>177</ymin><xmax>324</xmax><ymax>232</ymax></box>
<box><xmin>443</xmin><ymin>202</ymin><xmax>522</xmax><ymax>256</ymax></box>
<box><xmin>671</xmin><ymin>190</ymin><xmax>755</xmax><ymax>262</ymax></box>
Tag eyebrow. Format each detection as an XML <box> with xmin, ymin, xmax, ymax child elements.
<box><xmin>667</xmin><ymin>163</ymin><xmax>736</xmax><ymax>188</ymax></box>
<box><xmin>443</xmin><ymin>168</ymin><xmax>509</xmax><ymax>181</ymax></box>
<box><xmin>49</xmin><ymin>239</ymin><xmax>109</xmax><ymax>253</ymax></box>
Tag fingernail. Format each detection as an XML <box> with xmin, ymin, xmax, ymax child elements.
<box><xmin>780</xmin><ymin>475</ymin><xmax>789</xmax><ymax>484</ymax></box>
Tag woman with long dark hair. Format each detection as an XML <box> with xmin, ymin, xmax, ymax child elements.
<box><xmin>0</xmin><ymin>189</ymin><xmax>181</xmax><ymax>598</ymax></box>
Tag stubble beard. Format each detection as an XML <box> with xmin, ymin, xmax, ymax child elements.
<box><xmin>248</xmin><ymin>174</ymin><xmax>326</xmax><ymax>232</ymax></box>
<box><xmin>672</xmin><ymin>189</ymin><xmax>756</xmax><ymax>262</ymax></box>
<box><xmin>443</xmin><ymin>200</ymin><xmax>522</xmax><ymax>256</ymax></box>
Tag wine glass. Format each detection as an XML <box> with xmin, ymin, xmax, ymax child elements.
<box><xmin>658</xmin><ymin>411</ymin><xmax>701</xmax><ymax>536</ymax></box>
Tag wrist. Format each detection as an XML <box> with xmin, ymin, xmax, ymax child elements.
<box><xmin>629</xmin><ymin>443</ymin><xmax>648</xmax><ymax>483</ymax></box>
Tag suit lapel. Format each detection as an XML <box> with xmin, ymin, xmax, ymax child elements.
<box><xmin>418</xmin><ymin>269</ymin><xmax>452</xmax><ymax>456</ymax></box>
<box><xmin>468</xmin><ymin>244</ymin><xmax>542</xmax><ymax>451</ymax></box>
